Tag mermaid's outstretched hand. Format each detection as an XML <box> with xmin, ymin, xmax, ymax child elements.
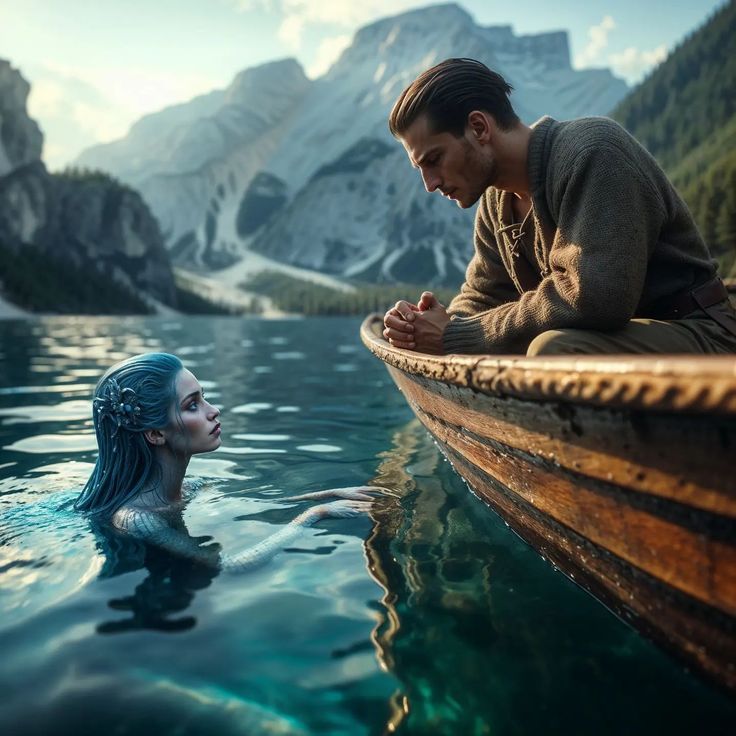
<box><xmin>299</xmin><ymin>499</ymin><xmax>373</xmax><ymax>522</ymax></box>
<box><xmin>289</xmin><ymin>486</ymin><xmax>389</xmax><ymax>502</ymax></box>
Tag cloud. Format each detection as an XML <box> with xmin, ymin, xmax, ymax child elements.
<box><xmin>229</xmin><ymin>0</ymin><xmax>274</xmax><ymax>10</ymax></box>
<box><xmin>306</xmin><ymin>34</ymin><xmax>351</xmax><ymax>78</ymax></box>
<box><xmin>609</xmin><ymin>45</ymin><xmax>668</xmax><ymax>84</ymax></box>
<box><xmin>27</xmin><ymin>71</ymin><xmax>118</xmax><ymax>168</ymax></box>
<box><xmin>70</xmin><ymin>101</ymin><xmax>129</xmax><ymax>142</ymax></box>
<box><xmin>284</xmin><ymin>0</ymin><xmax>400</xmax><ymax>27</ymax></box>
<box><xmin>278</xmin><ymin>14</ymin><xmax>306</xmax><ymax>49</ymax></box>
<box><xmin>26</xmin><ymin>62</ymin><xmax>221</xmax><ymax>169</ymax></box>
<box><xmin>233</xmin><ymin>0</ymin><xmax>415</xmax><ymax>26</ymax></box>
<box><xmin>232</xmin><ymin>0</ymin><xmax>419</xmax><ymax>48</ymax></box>
<box><xmin>574</xmin><ymin>15</ymin><xmax>616</xmax><ymax>68</ymax></box>
<box><xmin>27</xmin><ymin>79</ymin><xmax>66</xmax><ymax>118</ymax></box>
<box><xmin>40</xmin><ymin>141</ymin><xmax>67</xmax><ymax>167</ymax></box>
<box><xmin>39</xmin><ymin>62</ymin><xmax>219</xmax><ymax>118</ymax></box>
<box><xmin>570</xmin><ymin>14</ymin><xmax>668</xmax><ymax>84</ymax></box>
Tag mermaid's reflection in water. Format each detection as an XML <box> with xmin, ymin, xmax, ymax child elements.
<box><xmin>90</xmin><ymin>517</ymin><xmax>217</xmax><ymax>634</ymax></box>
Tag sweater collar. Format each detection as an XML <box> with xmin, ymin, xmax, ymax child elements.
<box><xmin>526</xmin><ymin>116</ymin><xmax>558</xmax><ymax>199</ymax></box>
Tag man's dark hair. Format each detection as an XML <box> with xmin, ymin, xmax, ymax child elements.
<box><xmin>389</xmin><ymin>58</ymin><xmax>519</xmax><ymax>138</ymax></box>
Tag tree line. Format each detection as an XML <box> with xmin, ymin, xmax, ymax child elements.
<box><xmin>613</xmin><ymin>0</ymin><xmax>735</xmax><ymax>276</ymax></box>
<box><xmin>242</xmin><ymin>271</ymin><xmax>458</xmax><ymax>316</ymax></box>
<box><xmin>0</xmin><ymin>240</ymin><xmax>152</xmax><ymax>314</ymax></box>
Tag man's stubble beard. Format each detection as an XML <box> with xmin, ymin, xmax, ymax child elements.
<box><xmin>461</xmin><ymin>141</ymin><xmax>497</xmax><ymax>208</ymax></box>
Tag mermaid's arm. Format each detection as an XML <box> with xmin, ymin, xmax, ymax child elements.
<box><xmin>112</xmin><ymin>500</ymin><xmax>369</xmax><ymax>573</ymax></box>
<box><xmin>221</xmin><ymin>499</ymin><xmax>370</xmax><ymax>572</ymax></box>
<box><xmin>287</xmin><ymin>486</ymin><xmax>388</xmax><ymax>502</ymax></box>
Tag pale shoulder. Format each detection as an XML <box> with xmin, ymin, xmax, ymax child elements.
<box><xmin>111</xmin><ymin>505</ymin><xmax>169</xmax><ymax>537</ymax></box>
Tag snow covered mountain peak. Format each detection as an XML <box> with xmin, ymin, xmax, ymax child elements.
<box><xmin>76</xmin><ymin>4</ymin><xmax>628</xmax><ymax>280</ymax></box>
<box><xmin>225</xmin><ymin>58</ymin><xmax>308</xmax><ymax>106</ymax></box>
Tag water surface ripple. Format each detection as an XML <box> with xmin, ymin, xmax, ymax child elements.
<box><xmin>0</xmin><ymin>316</ymin><xmax>732</xmax><ymax>734</ymax></box>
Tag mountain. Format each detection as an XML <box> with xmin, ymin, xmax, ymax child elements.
<box><xmin>77</xmin><ymin>59</ymin><xmax>312</xmax><ymax>269</ymax></box>
<box><xmin>76</xmin><ymin>3</ymin><xmax>628</xmax><ymax>284</ymax></box>
<box><xmin>0</xmin><ymin>59</ymin><xmax>177</xmax><ymax>313</ymax></box>
<box><xmin>612</xmin><ymin>0</ymin><xmax>736</xmax><ymax>277</ymax></box>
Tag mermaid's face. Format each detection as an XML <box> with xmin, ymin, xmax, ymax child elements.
<box><xmin>164</xmin><ymin>369</ymin><xmax>221</xmax><ymax>455</ymax></box>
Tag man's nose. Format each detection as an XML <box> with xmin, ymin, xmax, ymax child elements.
<box><xmin>421</xmin><ymin>168</ymin><xmax>440</xmax><ymax>193</ymax></box>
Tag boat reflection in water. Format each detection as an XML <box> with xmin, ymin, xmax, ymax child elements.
<box><xmin>361</xmin><ymin>314</ymin><xmax>736</xmax><ymax>703</ymax></box>
<box><xmin>364</xmin><ymin>421</ymin><xmax>499</xmax><ymax>733</ymax></box>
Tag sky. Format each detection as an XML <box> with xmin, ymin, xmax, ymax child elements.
<box><xmin>0</xmin><ymin>0</ymin><xmax>726</xmax><ymax>170</ymax></box>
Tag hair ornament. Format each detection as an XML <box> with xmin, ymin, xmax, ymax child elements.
<box><xmin>95</xmin><ymin>378</ymin><xmax>142</xmax><ymax>434</ymax></box>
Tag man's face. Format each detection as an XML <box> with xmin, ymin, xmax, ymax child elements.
<box><xmin>399</xmin><ymin>113</ymin><xmax>496</xmax><ymax>208</ymax></box>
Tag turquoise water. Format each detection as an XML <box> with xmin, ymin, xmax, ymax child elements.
<box><xmin>0</xmin><ymin>315</ymin><xmax>733</xmax><ymax>735</ymax></box>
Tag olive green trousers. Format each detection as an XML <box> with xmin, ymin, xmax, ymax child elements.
<box><xmin>527</xmin><ymin>302</ymin><xmax>736</xmax><ymax>356</ymax></box>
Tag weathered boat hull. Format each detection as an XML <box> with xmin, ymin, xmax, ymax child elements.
<box><xmin>360</xmin><ymin>315</ymin><xmax>736</xmax><ymax>693</ymax></box>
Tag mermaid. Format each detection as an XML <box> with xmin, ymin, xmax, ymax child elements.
<box><xmin>75</xmin><ymin>352</ymin><xmax>380</xmax><ymax>573</ymax></box>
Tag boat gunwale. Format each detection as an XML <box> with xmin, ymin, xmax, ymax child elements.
<box><xmin>360</xmin><ymin>315</ymin><xmax>736</xmax><ymax>415</ymax></box>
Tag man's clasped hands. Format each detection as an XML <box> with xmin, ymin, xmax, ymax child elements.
<box><xmin>382</xmin><ymin>291</ymin><xmax>450</xmax><ymax>355</ymax></box>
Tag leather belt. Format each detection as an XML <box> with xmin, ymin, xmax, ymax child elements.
<box><xmin>641</xmin><ymin>277</ymin><xmax>736</xmax><ymax>337</ymax></box>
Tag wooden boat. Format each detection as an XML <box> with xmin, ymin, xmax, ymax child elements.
<box><xmin>360</xmin><ymin>314</ymin><xmax>736</xmax><ymax>693</ymax></box>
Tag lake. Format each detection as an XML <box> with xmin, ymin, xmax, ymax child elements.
<box><xmin>0</xmin><ymin>315</ymin><xmax>733</xmax><ymax>735</ymax></box>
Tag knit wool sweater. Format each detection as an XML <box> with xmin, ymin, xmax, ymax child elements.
<box><xmin>443</xmin><ymin>116</ymin><xmax>717</xmax><ymax>354</ymax></box>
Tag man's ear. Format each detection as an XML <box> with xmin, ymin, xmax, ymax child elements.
<box><xmin>144</xmin><ymin>428</ymin><xmax>166</xmax><ymax>446</ymax></box>
<box><xmin>467</xmin><ymin>110</ymin><xmax>492</xmax><ymax>143</ymax></box>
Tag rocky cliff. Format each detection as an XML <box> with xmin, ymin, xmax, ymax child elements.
<box><xmin>0</xmin><ymin>60</ymin><xmax>176</xmax><ymax>311</ymax></box>
<box><xmin>0</xmin><ymin>59</ymin><xmax>43</xmax><ymax>178</ymax></box>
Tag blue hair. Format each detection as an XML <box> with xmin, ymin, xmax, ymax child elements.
<box><xmin>75</xmin><ymin>352</ymin><xmax>184</xmax><ymax>515</ymax></box>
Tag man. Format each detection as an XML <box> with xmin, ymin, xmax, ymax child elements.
<box><xmin>382</xmin><ymin>58</ymin><xmax>736</xmax><ymax>355</ymax></box>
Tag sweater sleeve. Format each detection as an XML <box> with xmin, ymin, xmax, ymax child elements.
<box><xmin>443</xmin><ymin>143</ymin><xmax>665</xmax><ymax>354</ymax></box>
